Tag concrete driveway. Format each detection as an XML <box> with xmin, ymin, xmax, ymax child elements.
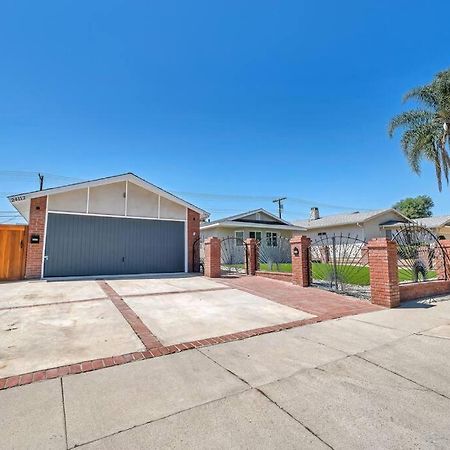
<box><xmin>2</xmin><ymin>274</ymin><xmax>349</xmax><ymax>383</ymax></box>
<box><xmin>1</xmin><ymin>299</ymin><xmax>449</xmax><ymax>449</ymax></box>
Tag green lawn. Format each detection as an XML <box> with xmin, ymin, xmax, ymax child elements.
<box><xmin>258</xmin><ymin>263</ymin><xmax>292</xmax><ymax>273</ymax></box>
<box><xmin>224</xmin><ymin>262</ymin><xmax>437</xmax><ymax>285</ymax></box>
<box><xmin>256</xmin><ymin>262</ymin><xmax>437</xmax><ymax>286</ymax></box>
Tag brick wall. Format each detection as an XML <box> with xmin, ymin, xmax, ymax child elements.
<box><xmin>367</xmin><ymin>238</ymin><xmax>400</xmax><ymax>308</ymax></box>
<box><xmin>187</xmin><ymin>208</ymin><xmax>200</xmax><ymax>272</ymax></box>
<box><xmin>399</xmin><ymin>280</ymin><xmax>450</xmax><ymax>302</ymax></box>
<box><xmin>25</xmin><ymin>196</ymin><xmax>47</xmax><ymax>279</ymax></box>
<box><xmin>256</xmin><ymin>271</ymin><xmax>292</xmax><ymax>282</ymax></box>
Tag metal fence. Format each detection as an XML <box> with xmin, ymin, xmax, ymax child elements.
<box><xmin>309</xmin><ymin>234</ymin><xmax>370</xmax><ymax>299</ymax></box>
<box><xmin>257</xmin><ymin>236</ymin><xmax>292</xmax><ymax>273</ymax></box>
<box><xmin>220</xmin><ymin>237</ymin><xmax>248</xmax><ymax>276</ymax></box>
<box><xmin>392</xmin><ymin>224</ymin><xmax>449</xmax><ymax>283</ymax></box>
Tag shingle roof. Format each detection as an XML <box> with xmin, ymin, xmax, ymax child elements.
<box><xmin>414</xmin><ymin>216</ymin><xmax>450</xmax><ymax>228</ymax></box>
<box><xmin>204</xmin><ymin>208</ymin><xmax>294</xmax><ymax>227</ymax></box>
<box><xmin>293</xmin><ymin>209</ymin><xmax>407</xmax><ymax>230</ymax></box>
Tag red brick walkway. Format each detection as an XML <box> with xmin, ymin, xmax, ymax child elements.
<box><xmin>220</xmin><ymin>276</ymin><xmax>382</xmax><ymax>319</ymax></box>
<box><xmin>0</xmin><ymin>277</ymin><xmax>382</xmax><ymax>391</ymax></box>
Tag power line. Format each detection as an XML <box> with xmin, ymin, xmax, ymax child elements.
<box><xmin>0</xmin><ymin>170</ymin><xmax>374</xmax><ymax>213</ymax></box>
<box><xmin>173</xmin><ymin>190</ymin><xmax>372</xmax><ymax>212</ymax></box>
<box><xmin>0</xmin><ymin>170</ymin><xmax>82</xmax><ymax>181</ymax></box>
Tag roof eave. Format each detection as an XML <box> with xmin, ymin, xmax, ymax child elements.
<box><xmin>200</xmin><ymin>221</ymin><xmax>306</xmax><ymax>231</ymax></box>
<box><xmin>8</xmin><ymin>173</ymin><xmax>210</xmax><ymax>219</ymax></box>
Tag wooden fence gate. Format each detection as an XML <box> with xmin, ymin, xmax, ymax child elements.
<box><xmin>0</xmin><ymin>225</ymin><xmax>28</xmax><ymax>281</ymax></box>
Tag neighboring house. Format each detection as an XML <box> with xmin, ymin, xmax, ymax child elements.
<box><xmin>414</xmin><ymin>216</ymin><xmax>450</xmax><ymax>239</ymax></box>
<box><xmin>8</xmin><ymin>173</ymin><xmax>209</xmax><ymax>279</ymax></box>
<box><xmin>294</xmin><ymin>207</ymin><xmax>410</xmax><ymax>242</ymax></box>
<box><xmin>200</xmin><ymin>208</ymin><xmax>306</xmax><ymax>245</ymax></box>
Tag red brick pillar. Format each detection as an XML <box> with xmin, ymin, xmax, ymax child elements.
<box><xmin>25</xmin><ymin>196</ymin><xmax>47</xmax><ymax>279</ymax></box>
<box><xmin>204</xmin><ymin>237</ymin><xmax>221</xmax><ymax>278</ymax></box>
<box><xmin>436</xmin><ymin>240</ymin><xmax>450</xmax><ymax>280</ymax></box>
<box><xmin>187</xmin><ymin>209</ymin><xmax>200</xmax><ymax>272</ymax></box>
<box><xmin>245</xmin><ymin>238</ymin><xmax>257</xmax><ymax>275</ymax></box>
<box><xmin>290</xmin><ymin>235</ymin><xmax>311</xmax><ymax>287</ymax></box>
<box><xmin>367</xmin><ymin>238</ymin><xmax>400</xmax><ymax>308</ymax></box>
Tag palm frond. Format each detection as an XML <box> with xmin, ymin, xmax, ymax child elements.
<box><xmin>389</xmin><ymin>68</ymin><xmax>450</xmax><ymax>191</ymax></box>
<box><xmin>403</xmin><ymin>85</ymin><xmax>438</xmax><ymax>109</ymax></box>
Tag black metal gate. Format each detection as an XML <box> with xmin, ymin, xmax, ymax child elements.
<box><xmin>192</xmin><ymin>237</ymin><xmax>204</xmax><ymax>274</ymax></box>
<box><xmin>257</xmin><ymin>236</ymin><xmax>292</xmax><ymax>273</ymax></box>
<box><xmin>309</xmin><ymin>233</ymin><xmax>370</xmax><ymax>299</ymax></box>
<box><xmin>392</xmin><ymin>223</ymin><xmax>449</xmax><ymax>283</ymax></box>
<box><xmin>220</xmin><ymin>237</ymin><xmax>249</xmax><ymax>276</ymax></box>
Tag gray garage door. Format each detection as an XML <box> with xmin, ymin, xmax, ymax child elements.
<box><xmin>44</xmin><ymin>213</ymin><xmax>185</xmax><ymax>277</ymax></box>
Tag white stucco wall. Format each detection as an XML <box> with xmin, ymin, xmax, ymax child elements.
<box><xmin>303</xmin><ymin>211</ymin><xmax>404</xmax><ymax>242</ymax></box>
<box><xmin>46</xmin><ymin>181</ymin><xmax>187</xmax><ymax>220</ymax></box>
<box><xmin>200</xmin><ymin>226</ymin><xmax>294</xmax><ymax>242</ymax></box>
<box><xmin>89</xmin><ymin>182</ymin><xmax>126</xmax><ymax>215</ymax></box>
<box><xmin>48</xmin><ymin>188</ymin><xmax>88</xmax><ymax>213</ymax></box>
<box><xmin>127</xmin><ymin>182</ymin><xmax>159</xmax><ymax>218</ymax></box>
<box><xmin>159</xmin><ymin>197</ymin><xmax>186</xmax><ymax>220</ymax></box>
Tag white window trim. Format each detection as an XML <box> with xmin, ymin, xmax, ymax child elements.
<box><xmin>249</xmin><ymin>230</ymin><xmax>262</xmax><ymax>241</ymax></box>
<box><xmin>265</xmin><ymin>231</ymin><xmax>278</xmax><ymax>247</ymax></box>
<box><xmin>235</xmin><ymin>230</ymin><xmax>244</xmax><ymax>246</ymax></box>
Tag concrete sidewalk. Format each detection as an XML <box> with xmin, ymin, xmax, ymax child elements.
<box><xmin>1</xmin><ymin>300</ymin><xmax>450</xmax><ymax>449</ymax></box>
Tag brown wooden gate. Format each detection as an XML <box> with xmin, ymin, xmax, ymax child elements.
<box><xmin>0</xmin><ymin>225</ymin><xmax>28</xmax><ymax>281</ymax></box>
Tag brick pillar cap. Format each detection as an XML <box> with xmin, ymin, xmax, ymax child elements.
<box><xmin>290</xmin><ymin>235</ymin><xmax>310</xmax><ymax>244</ymax></box>
<box><xmin>367</xmin><ymin>237</ymin><xmax>396</xmax><ymax>249</ymax></box>
<box><xmin>205</xmin><ymin>237</ymin><xmax>220</xmax><ymax>244</ymax></box>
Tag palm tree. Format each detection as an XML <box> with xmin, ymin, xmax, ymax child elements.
<box><xmin>389</xmin><ymin>69</ymin><xmax>450</xmax><ymax>191</ymax></box>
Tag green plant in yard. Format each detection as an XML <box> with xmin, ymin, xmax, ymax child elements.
<box><xmin>389</xmin><ymin>69</ymin><xmax>450</xmax><ymax>191</ymax></box>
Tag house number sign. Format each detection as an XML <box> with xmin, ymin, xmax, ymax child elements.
<box><xmin>10</xmin><ymin>195</ymin><xmax>26</xmax><ymax>202</ymax></box>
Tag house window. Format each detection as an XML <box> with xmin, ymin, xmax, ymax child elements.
<box><xmin>266</xmin><ymin>232</ymin><xmax>278</xmax><ymax>247</ymax></box>
<box><xmin>235</xmin><ymin>231</ymin><xmax>244</xmax><ymax>246</ymax></box>
<box><xmin>249</xmin><ymin>231</ymin><xmax>262</xmax><ymax>242</ymax></box>
<box><xmin>318</xmin><ymin>232</ymin><xmax>327</xmax><ymax>236</ymax></box>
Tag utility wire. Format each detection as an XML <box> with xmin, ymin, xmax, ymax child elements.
<box><xmin>0</xmin><ymin>171</ymin><xmax>373</xmax><ymax>213</ymax></box>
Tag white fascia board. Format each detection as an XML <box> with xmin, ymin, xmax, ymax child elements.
<box><xmin>8</xmin><ymin>198</ymin><xmax>31</xmax><ymax>221</ymax></box>
<box><xmin>8</xmin><ymin>173</ymin><xmax>210</xmax><ymax>220</ymax></box>
<box><xmin>200</xmin><ymin>221</ymin><xmax>307</xmax><ymax>231</ymax></box>
<box><xmin>214</xmin><ymin>208</ymin><xmax>294</xmax><ymax>227</ymax></box>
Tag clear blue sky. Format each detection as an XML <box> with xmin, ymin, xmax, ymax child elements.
<box><xmin>1</xmin><ymin>0</ymin><xmax>450</xmax><ymax>223</ymax></box>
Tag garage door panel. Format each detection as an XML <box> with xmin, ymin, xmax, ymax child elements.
<box><xmin>44</xmin><ymin>214</ymin><xmax>185</xmax><ymax>277</ymax></box>
<box><xmin>124</xmin><ymin>219</ymin><xmax>185</xmax><ymax>274</ymax></box>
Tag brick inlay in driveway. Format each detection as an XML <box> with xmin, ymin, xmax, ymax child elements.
<box><xmin>0</xmin><ymin>276</ymin><xmax>384</xmax><ymax>391</ymax></box>
<box><xmin>97</xmin><ymin>281</ymin><xmax>163</xmax><ymax>350</ymax></box>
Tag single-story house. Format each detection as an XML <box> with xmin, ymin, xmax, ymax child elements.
<box><xmin>294</xmin><ymin>207</ymin><xmax>410</xmax><ymax>241</ymax></box>
<box><xmin>414</xmin><ymin>216</ymin><xmax>450</xmax><ymax>239</ymax></box>
<box><xmin>8</xmin><ymin>173</ymin><xmax>209</xmax><ymax>279</ymax></box>
<box><xmin>380</xmin><ymin>215</ymin><xmax>450</xmax><ymax>240</ymax></box>
<box><xmin>200</xmin><ymin>208</ymin><xmax>306</xmax><ymax>245</ymax></box>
